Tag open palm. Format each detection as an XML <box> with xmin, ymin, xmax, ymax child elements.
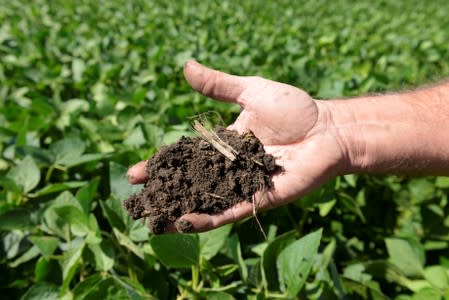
<box><xmin>128</xmin><ymin>61</ymin><xmax>346</xmax><ymax>232</ymax></box>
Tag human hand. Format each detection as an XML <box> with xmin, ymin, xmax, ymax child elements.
<box><xmin>128</xmin><ymin>61</ymin><xmax>348</xmax><ymax>232</ymax></box>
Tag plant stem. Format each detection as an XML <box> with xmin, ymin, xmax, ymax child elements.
<box><xmin>45</xmin><ymin>165</ymin><xmax>55</xmax><ymax>182</ymax></box>
<box><xmin>297</xmin><ymin>209</ymin><xmax>309</xmax><ymax>236</ymax></box>
<box><xmin>191</xmin><ymin>265</ymin><xmax>199</xmax><ymax>292</ymax></box>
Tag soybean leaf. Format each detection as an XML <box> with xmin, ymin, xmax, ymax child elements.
<box><xmin>150</xmin><ymin>233</ymin><xmax>199</xmax><ymax>268</ymax></box>
<box><xmin>109</xmin><ymin>161</ymin><xmax>142</xmax><ymax>201</ymax></box>
<box><xmin>28</xmin><ymin>236</ymin><xmax>59</xmax><ymax>258</ymax></box>
<box><xmin>7</xmin><ymin>156</ymin><xmax>40</xmax><ymax>193</ymax></box>
<box><xmin>408</xmin><ymin>178</ymin><xmax>435</xmax><ymax>204</ymax></box>
<box><xmin>72</xmin><ymin>274</ymin><xmax>103</xmax><ymax>299</ymax></box>
<box><xmin>113</xmin><ymin>228</ymin><xmax>144</xmax><ymax>259</ymax></box>
<box><xmin>124</xmin><ymin>125</ymin><xmax>146</xmax><ymax>147</ymax></box>
<box><xmin>199</xmin><ymin>224</ymin><xmax>232</xmax><ymax>260</ymax></box>
<box><xmin>223</xmin><ymin>234</ymin><xmax>248</xmax><ymax>282</ymax></box>
<box><xmin>410</xmin><ymin>287</ymin><xmax>441</xmax><ymax>300</ymax></box>
<box><xmin>114</xmin><ymin>276</ymin><xmax>151</xmax><ymax>300</ymax></box>
<box><xmin>72</xmin><ymin>58</ymin><xmax>85</xmax><ymax>82</ymax></box>
<box><xmin>61</xmin><ymin>242</ymin><xmax>85</xmax><ymax>292</ymax></box>
<box><xmin>386</xmin><ymin>238</ymin><xmax>424</xmax><ymax>278</ymax></box>
<box><xmin>15</xmin><ymin>145</ymin><xmax>54</xmax><ymax>166</ymax></box>
<box><xmin>277</xmin><ymin>229</ymin><xmax>322</xmax><ymax>297</ymax></box>
<box><xmin>76</xmin><ymin>277</ymin><xmax>127</xmax><ymax>299</ymax></box>
<box><xmin>206</xmin><ymin>292</ymin><xmax>236</xmax><ymax>300</ymax></box>
<box><xmin>43</xmin><ymin>192</ymin><xmax>90</xmax><ymax>238</ymax></box>
<box><xmin>29</xmin><ymin>181</ymin><xmax>87</xmax><ymax>198</ymax></box>
<box><xmin>424</xmin><ymin>266</ymin><xmax>449</xmax><ymax>290</ymax></box>
<box><xmin>51</xmin><ymin>190</ymin><xmax>84</xmax><ymax>211</ymax></box>
<box><xmin>435</xmin><ymin>177</ymin><xmax>449</xmax><ymax>188</ymax></box>
<box><xmin>86</xmin><ymin>214</ymin><xmax>102</xmax><ymax>245</ymax></box>
<box><xmin>129</xmin><ymin>220</ymin><xmax>148</xmax><ymax>242</ymax></box>
<box><xmin>100</xmin><ymin>196</ymin><xmax>131</xmax><ymax>232</ymax></box>
<box><xmin>9</xmin><ymin>245</ymin><xmax>40</xmax><ymax>268</ymax></box>
<box><xmin>20</xmin><ymin>282</ymin><xmax>59</xmax><ymax>300</ymax></box>
<box><xmin>0</xmin><ymin>208</ymin><xmax>37</xmax><ymax>230</ymax></box>
<box><xmin>50</xmin><ymin>137</ymin><xmax>85</xmax><ymax>166</ymax></box>
<box><xmin>54</xmin><ymin>205</ymin><xmax>89</xmax><ymax>236</ymax></box>
<box><xmin>88</xmin><ymin>240</ymin><xmax>115</xmax><ymax>272</ymax></box>
<box><xmin>0</xmin><ymin>176</ymin><xmax>21</xmax><ymax>193</ymax></box>
<box><xmin>64</xmin><ymin>153</ymin><xmax>106</xmax><ymax>168</ymax></box>
<box><xmin>34</xmin><ymin>257</ymin><xmax>50</xmax><ymax>282</ymax></box>
<box><xmin>76</xmin><ymin>178</ymin><xmax>100</xmax><ymax>214</ymax></box>
<box><xmin>262</xmin><ymin>230</ymin><xmax>296</xmax><ymax>291</ymax></box>
<box><xmin>72</xmin><ymin>276</ymin><xmax>151</xmax><ymax>300</ymax></box>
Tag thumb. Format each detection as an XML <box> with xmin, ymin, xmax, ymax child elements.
<box><xmin>183</xmin><ymin>60</ymin><xmax>248</xmax><ymax>104</ymax></box>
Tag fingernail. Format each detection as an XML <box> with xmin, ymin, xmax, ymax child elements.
<box><xmin>175</xmin><ymin>219</ymin><xmax>194</xmax><ymax>233</ymax></box>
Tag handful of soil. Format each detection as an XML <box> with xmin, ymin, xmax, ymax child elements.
<box><xmin>124</xmin><ymin>126</ymin><xmax>279</xmax><ymax>234</ymax></box>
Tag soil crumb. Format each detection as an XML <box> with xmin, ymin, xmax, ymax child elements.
<box><xmin>124</xmin><ymin>126</ymin><xmax>280</xmax><ymax>234</ymax></box>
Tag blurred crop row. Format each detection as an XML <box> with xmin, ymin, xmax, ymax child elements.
<box><xmin>2</xmin><ymin>0</ymin><xmax>449</xmax><ymax>299</ymax></box>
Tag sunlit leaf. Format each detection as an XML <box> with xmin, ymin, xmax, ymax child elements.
<box><xmin>7</xmin><ymin>156</ymin><xmax>40</xmax><ymax>193</ymax></box>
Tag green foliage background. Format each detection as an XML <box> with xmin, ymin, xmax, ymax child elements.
<box><xmin>1</xmin><ymin>0</ymin><xmax>449</xmax><ymax>299</ymax></box>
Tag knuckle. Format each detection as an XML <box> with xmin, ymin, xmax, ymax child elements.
<box><xmin>201</xmin><ymin>71</ymin><xmax>218</xmax><ymax>97</ymax></box>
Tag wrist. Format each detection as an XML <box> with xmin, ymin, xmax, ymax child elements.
<box><xmin>317</xmin><ymin>90</ymin><xmax>449</xmax><ymax>176</ymax></box>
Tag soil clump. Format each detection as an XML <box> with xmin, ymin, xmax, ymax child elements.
<box><xmin>124</xmin><ymin>127</ymin><xmax>279</xmax><ymax>234</ymax></box>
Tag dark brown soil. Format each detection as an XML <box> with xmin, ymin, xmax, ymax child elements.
<box><xmin>124</xmin><ymin>127</ymin><xmax>279</xmax><ymax>234</ymax></box>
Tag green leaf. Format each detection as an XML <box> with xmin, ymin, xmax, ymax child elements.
<box><xmin>72</xmin><ymin>276</ymin><xmax>151</xmax><ymax>300</ymax></box>
<box><xmin>86</xmin><ymin>214</ymin><xmax>102</xmax><ymax>245</ymax></box>
<box><xmin>343</xmin><ymin>174</ymin><xmax>357</xmax><ymax>187</ymax></box>
<box><xmin>318</xmin><ymin>199</ymin><xmax>337</xmax><ymax>217</ymax></box>
<box><xmin>100</xmin><ymin>196</ymin><xmax>132</xmax><ymax>232</ymax></box>
<box><xmin>436</xmin><ymin>177</ymin><xmax>449</xmax><ymax>188</ymax></box>
<box><xmin>0</xmin><ymin>208</ymin><xmax>36</xmax><ymax>230</ymax></box>
<box><xmin>51</xmin><ymin>190</ymin><xmax>84</xmax><ymax>211</ymax></box>
<box><xmin>277</xmin><ymin>229</ymin><xmax>322</xmax><ymax>297</ymax></box>
<box><xmin>50</xmin><ymin>137</ymin><xmax>85</xmax><ymax>166</ymax></box>
<box><xmin>15</xmin><ymin>145</ymin><xmax>54</xmax><ymax>166</ymax></box>
<box><xmin>54</xmin><ymin>205</ymin><xmax>89</xmax><ymax>236</ymax></box>
<box><xmin>262</xmin><ymin>230</ymin><xmax>296</xmax><ymax>291</ymax></box>
<box><xmin>224</xmin><ymin>234</ymin><xmax>248</xmax><ymax>282</ymax></box>
<box><xmin>9</xmin><ymin>245</ymin><xmax>41</xmax><ymax>268</ymax></box>
<box><xmin>7</xmin><ymin>156</ymin><xmax>40</xmax><ymax>193</ymax></box>
<box><xmin>206</xmin><ymin>292</ymin><xmax>236</xmax><ymax>300</ymax></box>
<box><xmin>124</xmin><ymin>126</ymin><xmax>146</xmax><ymax>147</ymax></box>
<box><xmin>3</xmin><ymin>230</ymin><xmax>26</xmax><ymax>259</ymax></box>
<box><xmin>424</xmin><ymin>266</ymin><xmax>449</xmax><ymax>290</ymax></box>
<box><xmin>150</xmin><ymin>233</ymin><xmax>199</xmax><ymax>268</ymax></box>
<box><xmin>28</xmin><ymin>236</ymin><xmax>59</xmax><ymax>257</ymax></box>
<box><xmin>43</xmin><ymin>192</ymin><xmax>88</xmax><ymax>239</ymax></box>
<box><xmin>34</xmin><ymin>257</ymin><xmax>50</xmax><ymax>282</ymax></box>
<box><xmin>411</xmin><ymin>287</ymin><xmax>441</xmax><ymax>300</ymax></box>
<box><xmin>20</xmin><ymin>282</ymin><xmax>59</xmax><ymax>300</ymax></box>
<box><xmin>72</xmin><ymin>274</ymin><xmax>103</xmax><ymax>299</ymax></box>
<box><xmin>408</xmin><ymin>179</ymin><xmax>435</xmax><ymax>204</ymax></box>
<box><xmin>76</xmin><ymin>178</ymin><xmax>100</xmax><ymax>214</ymax></box>
<box><xmin>113</xmin><ymin>228</ymin><xmax>144</xmax><ymax>259</ymax></box>
<box><xmin>72</xmin><ymin>58</ymin><xmax>86</xmax><ymax>82</ymax></box>
<box><xmin>88</xmin><ymin>240</ymin><xmax>115</xmax><ymax>272</ymax></box>
<box><xmin>199</xmin><ymin>224</ymin><xmax>232</xmax><ymax>260</ymax></box>
<box><xmin>113</xmin><ymin>276</ymin><xmax>150</xmax><ymax>300</ymax></box>
<box><xmin>129</xmin><ymin>220</ymin><xmax>148</xmax><ymax>242</ymax></box>
<box><xmin>29</xmin><ymin>181</ymin><xmax>87</xmax><ymax>197</ymax></box>
<box><xmin>63</xmin><ymin>153</ymin><xmax>106</xmax><ymax>168</ymax></box>
<box><xmin>109</xmin><ymin>162</ymin><xmax>142</xmax><ymax>200</ymax></box>
<box><xmin>61</xmin><ymin>242</ymin><xmax>85</xmax><ymax>292</ymax></box>
<box><xmin>386</xmin><ymin>238</ymin><xmax>424</xmax><ymax>278</ymax></box>
<box><xmin>43</xmin><ymin>208</ymin><xmax>70</xmax><ymax>240</ymax></box>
